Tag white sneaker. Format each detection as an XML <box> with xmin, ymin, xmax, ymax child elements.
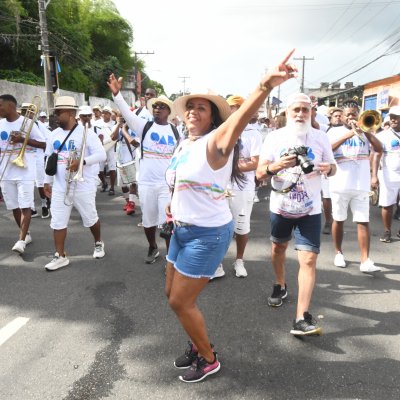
<box><xmin>233</xmin><ymin>259</ymin><xmax>248</xmax><ymax>277</ymax></box>
<box><xmin>12</xmin><ymin>240</ymin><xmax>26</xmax><ymax>254</ymax></box>
<box><xmin>253</xmin><ymin>193</ymin><xmax>260</xmax><ymax>203</ymax></box>
<box><xmin>334</xmin><ymin>252</ymin><xmax>346</xmax><ymax>268</ymax></box>
<box><xmin>93</xmin><ymin>241</ymin><xmax>105</xmax><ymax>258</ymax></box>
<box><xmin>210</xmin><ymin>263</ymin><xmax>225</xmax><ymax>280</ymax></box>
<box><xmin>24</xmin><ymin>232</ymin><xmax>32</xmax><ymax>245</ymax></box>
<box><xmin>360</xmin><ymin>258</ymin><xmax>381</xmax><ymax>273</ymax></box>
<box><xmin>45</xmin><ymin>252</ymin><xmax>70</xmax><ymax>271</ymax></box>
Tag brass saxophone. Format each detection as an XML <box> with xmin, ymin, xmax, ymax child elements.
<box><xmin>64</xmin><ymin>124</ymin><xmax>88</xmax><ymax>206</ymax></box>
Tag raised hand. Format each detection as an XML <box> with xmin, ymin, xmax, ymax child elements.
<box><xmin>107</xmin><ymin>73</ymin><xmax>123</xmax><ymax>96</ymax></box>
<box><xmin>263</xmin><ymin>49</ymin><xmax>298</xmax><ymax>89</ymax></box>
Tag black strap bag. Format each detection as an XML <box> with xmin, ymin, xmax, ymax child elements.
<box><xmin>45</xmin><ymin>124</ymin><xmax>78</xmax><ymax>176</ymax></box>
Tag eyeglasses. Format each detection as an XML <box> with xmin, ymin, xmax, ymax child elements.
<box><xmin>152</xmin><ymin>103</ymin><xmax>168</xmax><ymax>110</ymax></box>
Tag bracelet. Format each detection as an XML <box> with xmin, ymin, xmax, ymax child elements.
<box><xmin>259</xmin><ymin>82</ymin><xmax>272</xmax><ymax>92</ymax></box>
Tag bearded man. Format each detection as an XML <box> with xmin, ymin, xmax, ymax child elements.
<box><xmin>256</xmin><ymin>93</ymin><xmax>336</xmax><ymax>336</ymax></box>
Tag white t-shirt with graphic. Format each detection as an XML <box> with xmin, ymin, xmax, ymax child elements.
<box><xmin>328</xmin><ymin>125</ymin><xmax>371</xmax><ymax>192</ymax></box>
<box><xmin>113</xmin><ymin>92</ymin><xmax>177</xmax><ymax>186</ymax></box>
<box><xmin>44</xmin><ymin>124</ymin><xmax>106</xmax><ymax>192</ymax></box>
<box><xmin>228</xmin><ymin>124</ymin><xmax>262</xmax><ymax>191</ymax></box>
<box><xmin>0</xmin><ymin>116</ymin><xmax>45</xmax><ymax>181</ymax></box>
<box><xmin>165</xmin><ymin>131</ymin><xmax>234</xmax><ymax>227</ymax></box>
<box><xmin>376</xmin><ymin>128</ymin><xmax>400</xmax><ymax>183</ymax></box>
<box><xmin>260</xmin><ymin>126</ymin><xmax>335</xmax><ymax>218</ymax></box>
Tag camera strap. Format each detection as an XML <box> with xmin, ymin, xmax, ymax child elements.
<box><xmin>270</xmin><ymin>172</ymin><xmax>301</xmax><ymax>194</ymax></box>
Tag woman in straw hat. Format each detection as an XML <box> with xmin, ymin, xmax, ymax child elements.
<box><xmin>161</xmin><ymin>50</ymin><xmax>298</xmax><ymax>383</ymax></box>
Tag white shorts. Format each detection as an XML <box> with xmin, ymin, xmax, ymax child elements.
<box><xmin>99</xmin><ymin>148</ymin><xmax>116</xmax><ymax>171</ymax></box>
<box><xmin>50</xmin><ymin>190</ymin><xmax>99</xmax><ymax>230</ymax></box>
<box><xmin>138</xmin><ymin>184</ymin><xmax>171</xmax><ymax>227</ymax></box>
<box><xmin>35</xmin><ymin>156</ymin><xmax>45</xmax><ymax>187</ymax></box>
<box><xmin>0</xmin><ymin>180</ymin><xmax>35</xmax><ymax>210</ymax></box>
<box><xmin>321</xmin><ymin>175</ymin><xmax>330</xmax><ymax>198</ymax></box>
<box><xmin>378</xmin><ymin>171</ymin><xmax>400</xmax><ymax>207</ymax></box>
<box><xmin>331</xmin><ymin>190</ymin><xmax>370</xmax><ymax>223</ymax></box>
<box><xmin>228</xmin><ymin>189</ymin><xmax>254</xmax><ymax>235</ymax></box>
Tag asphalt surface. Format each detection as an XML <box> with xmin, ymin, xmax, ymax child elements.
<box><xmin>1</xmin><ymin>185</ymin><xmax>399</xmax><ymax>400</ymax></box>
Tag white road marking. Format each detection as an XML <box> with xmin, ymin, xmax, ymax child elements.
<box><xmin>0</xmin><ymin>317</ymin><xmax>29</xmax><ymax>347</ymax></box>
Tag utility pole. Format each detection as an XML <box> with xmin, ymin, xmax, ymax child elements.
<box><xmin>294</xmin><ymin>56</ymin><xmax>314</xmax><ymax>93</ymax></box>
<box><xmin>178</xmin><ymin>76</ymin><xmax>190</xmax><ymax>95</ymax></box>
<box><xmin>38</xmin><ymin>0</ymin><xmax>53</xmax><ymax>117</ymax></box>
<box><xmin>133</xmin><ymin>51</ymin><xmax>154</xmax><ymax>98</ymax></box>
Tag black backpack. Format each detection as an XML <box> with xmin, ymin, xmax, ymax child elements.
<box><xmin>140</xmin><ymin>121</ymin><xmax>180</xmax><ymax>159</ymax></box>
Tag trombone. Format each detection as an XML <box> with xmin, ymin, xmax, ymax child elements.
<box><xmin>351</xmin><ymin>110</ymin><xmax>382</xmax><ymax>144</ymax></box>
<box><xmin>64</xmin><ymin>123</ymin><xmax>88</xmax><ymax>206</ymax></box>
<box><xmin>0</xmin><ymin>96</ymin><xmax>41</xmax><ymax>182</ymax></box>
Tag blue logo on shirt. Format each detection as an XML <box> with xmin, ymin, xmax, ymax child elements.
<box><xmin>1</xmin><ymin>131</ymin><xmax>8</xmax><ymax>140</ymax></box>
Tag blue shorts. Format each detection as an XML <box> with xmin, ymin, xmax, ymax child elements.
<box><xmin>167</xmin><ymin>220</ymin><xmax>234</xmax><ymax>279</ymax></box>
<box><xmin>270</xmin><ymin>212</ymin><xmax>321</xmax><ymax>254</ymax></box>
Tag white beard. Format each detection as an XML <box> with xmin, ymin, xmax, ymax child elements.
<box><xmin>287</xmin><ymin>118</ymin><xmax>311</xmax><ymax>137</ymax></box>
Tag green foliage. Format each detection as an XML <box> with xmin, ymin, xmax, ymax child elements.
<box><xmin>0</xmin><ymin>69</ymin><xmax>44</xmax><ymax>86</ymax></box>
<box><xmin>0</xmin><ymin>0</ymin><xmax>165</xmax><ymax>99</ymax></box>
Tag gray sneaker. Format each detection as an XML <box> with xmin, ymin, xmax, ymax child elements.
<box><xmin>145</xmin><ymin>247</ymin><xmax>159</xmax><ymax>264</ymax></box>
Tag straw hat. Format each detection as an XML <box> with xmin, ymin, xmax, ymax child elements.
<box><xmin>53</xmin><ymin>96</ymin><xmax>78</xmax><ymax>110</ymax></box>
<box><xmin>173</xmin><ymin>90</ymin><xmax>231</xmax><ymax>122</ymax></box>
<box><xmin>147</xmin><ymin>95</ymin><xmax>174</xmax><ymax>116</ymax></box>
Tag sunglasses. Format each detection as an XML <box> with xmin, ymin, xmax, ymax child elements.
<box><xmin>152</xmin><ymin>103</ymin><xmax>169</xmax><ymax>110</ymax></box>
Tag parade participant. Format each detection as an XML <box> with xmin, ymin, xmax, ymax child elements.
<box><xmin>328</xmin><ymin>100</ymin><xmax>383</xmax><ymax>272</ymax></box>
<box><xmin>374</xmin><ymin>106</ymin><xmax>400</xmax><ymax>243</ymax></box>
<box><xmin>92</xmin><ymin>105</ymin><xmax>103</xmax><ymax>129</ymax></box>
<box><xmin>78</xmin><ymin>105</ymin><xmax>94</xmax><ymax>128</ymax></box>
<box><xmin>256</xmin><ymin>92</ymin><xmax>336</xmax><ymax>336</ymax></box>
<box><xmin>110</xmin><ymin>115</ymin><xmax>139</xmax><ymax>215</ymax></box>
<box><xmin>108</xmin><ymin>80</ymin><xmax>179</xmax><ymax>264</ymax></box>
<box><xmin>21</xmin><ymin>103</ymin><xmax>51</xmax><ymax>219</ymax></box>
<box><xmin>321</xmin><ymin>107</ymin><xmax>343</xmax><ymax>235</ymax></box>
<box><xmin>97</xmin><ymin>105</ymin><xmax>116</xmax><ymax>195</ymax></box>
<box><xmin>162</xmin><ymin>51</ymin><xmax>297</xmax><ymax>383</ymax></box>
<box><xmin>43</xmin><ymin>96</ymin><xmax>106</xmax><ymax>271</ymax></box>
<box><xmin>38</xmin><ymin>111</ymin><xmax>49</xmax><ymax>128</ymax></box>
<box><xmin>224</xmin><ymin>94</ymin><xmax>262</xmax><ymax>278</ymax></box>
<box><xmin>0</xmin><ymin>94</ymin><xmax>46</xmax><ymax>253</ymax></box>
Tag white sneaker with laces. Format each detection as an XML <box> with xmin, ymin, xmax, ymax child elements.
<box><xmin>334</xmin><ymin>252</ymin><xmax>346</xmax><ymax>268</ymax></box>
<box><xmin>210</xmin><ymin>264</ymin><xmax>225</xmax><ymax>280</ymax></box>
<box><xmin>233</xmin><ymin>259</ymin><xmax>248</xmax><ymax>277</ymax></box>
<box><xmin>93</xmin><ymin>241</ymin><xmax>105</xmax><ymax>258</ymax></box>
<box><xmin>24</xmin><ymin>232</ymin><xmax>32</xmax><ymax>245</ymax></box>
<box><xmin>360</xmin><ymin>258</ymin><xmax>381</xmax><ymax>273</ymax></box>
<box><xmin>45</xmin><ymin>252</ymin><xmax>69</xmax><ymax>271</ymax></box>
<box><xmin>12</xmin><ymin>240</ymin><xmax>26</xmax><ymax>254</ymax></box>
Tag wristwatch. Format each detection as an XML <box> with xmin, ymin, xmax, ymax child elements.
<box><xmin>266</xmin><ymin>164</ymin><xmax>276</xmax><ymax>176</ymax></box>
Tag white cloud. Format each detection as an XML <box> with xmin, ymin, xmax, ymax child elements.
<box><xmin>113</xmin><ymin>0</ymin><xmax>400</xmax><ymax>101</ymax></box>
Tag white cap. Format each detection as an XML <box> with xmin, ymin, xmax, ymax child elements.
<box><xmin>39</xmin><ymin>111</ymin><xmax>47</xmax><ymax>117</ymax></box>
<box><xmin>286</xmin><ymin>93</ymin><xmax>312</xmax><ymax>108</ymax></box>
<box><xmin>79</xmin><ymin>105</ymin><xmax>93</xmax><ymax>116</ymax></box>
<box><xmin>388</xmin><ymin>106</ymin><xmax>400</xmax><ymax>116</ymax></box>
<box><xmin>102</xmin><ymin>105</ymin><xmax>113</xmax><ymax>114</ymax></box>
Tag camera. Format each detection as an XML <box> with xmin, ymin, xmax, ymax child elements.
<box><xmin>160</xmin><ymin>220</ymin><xmax>174</xmax><ymax>240</ymax></box>
<box><xmin>284</xmin><ymin>145</ymin><xmax>314</xmax><ymax>174</ymax></box>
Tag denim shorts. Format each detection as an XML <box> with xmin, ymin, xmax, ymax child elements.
<box><xmin>270</xmin><ymin>212</ymin><xmax>321</xmax><ymax>254</ymax></box>
<box><xmin>167</xmin><ymin>220</ymin><xmax>234</xmax><ymax>278</ymax></box>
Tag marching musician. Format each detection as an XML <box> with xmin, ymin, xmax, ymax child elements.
<box><xmin>43</xmin><ymin>96</ymin><xmax>106</xmax><ymax>271</ymax></box>
<box><xmin>0</xmin><ymin>94</ymin><xmax>46</xmax><ymax>254</ymax></box>
<box><xmin>328</xmin><ymin>99</ymin><xmax>383</xmax><ymax>273</ymax></box>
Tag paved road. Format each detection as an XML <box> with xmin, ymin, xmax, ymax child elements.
<box><xmin>1</xmin><ymin>185</ymin><xmax>399</xmax><ymax>400</ymax></box>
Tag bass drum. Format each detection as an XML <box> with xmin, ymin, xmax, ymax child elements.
<box><xmin>117</xmin><ymin>160</ymin><xmax>136</xmax><ymax>185</ymax></box>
